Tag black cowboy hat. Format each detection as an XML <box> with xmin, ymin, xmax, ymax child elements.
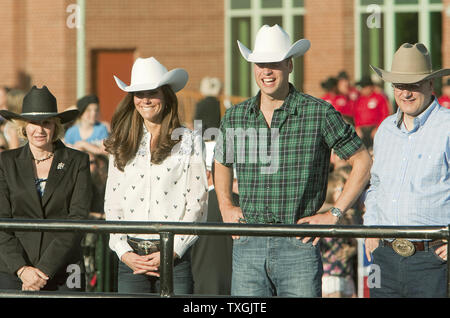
<box><xmin>0</xmin><ymin>85</ymin><xmax>78</xmax><ymax>124</ymax></box>
<box><xmin>356</xmin><ymin>75</ymin><xmax>374</xmax><ymax>88</ymax></box>
<box><xmin>321</xmin><ymin>77</ymin><xmax>338</xmax><ymax>91</ymax></box>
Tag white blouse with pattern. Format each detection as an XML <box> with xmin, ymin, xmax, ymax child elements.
<box><xmin>105</xmin><ymin>126</ymin><xmax>208</xmax><ymax>259</ymax></box>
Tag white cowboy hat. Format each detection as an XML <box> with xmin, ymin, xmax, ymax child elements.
<box><xmin>371</xmin><ymin>43</ymin><xmax>450</xmax><ymax>84</ymax></box>
<box><xmin>114</xmin><ymin>57</ymin><xmax>188</xmax><ymax>93</ymax></box>
<box><xmin>237</xmin><ymin>24</ymin><xmax>310</xmax><ymax>63</ymax></box>
<box><xmin>200</xmin><ymin>77</ymin><xmax>222</xmax><ymax>96</ymax></box>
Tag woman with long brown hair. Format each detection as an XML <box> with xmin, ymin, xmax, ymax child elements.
<box><xmin>104</xmin><ymin>57</ymin><xmax>208</xmax><ymax>295</ymax></box>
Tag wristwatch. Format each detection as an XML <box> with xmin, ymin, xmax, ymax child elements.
<box><xmin>330</xmin><ymin>207</ymin><xmax>343</xmax><ymax>219</ymax></box>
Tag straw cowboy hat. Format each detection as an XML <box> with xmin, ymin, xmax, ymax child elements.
<box><xmin>114</xmin><ymin>57</ymin><xmax>188</xmax><ymax>93</ymax></box>
<box><xmin>371</xmin><ymin>43</ymin><xmax>450</xmax><ymax>84</ymax></box>
<box><xmin>237</xmin><ymin>24</ymin><xmax>310</xmax><ymax>63</ymax></box>
<box><xmin>0</xmin><ymin>85</ymin><xmax>78</xmax><ymax>124</ymax></box>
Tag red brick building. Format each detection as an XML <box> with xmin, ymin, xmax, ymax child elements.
<box><xmin>1</xmin><ymin>0</ymin><xmax>450</xmax><ymax>125</ymax></box>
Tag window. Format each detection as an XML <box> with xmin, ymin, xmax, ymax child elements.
<box><xmin>356</xmin><ymin>0</ymin><xmax>443</xmax><ymax>102</ymax></box>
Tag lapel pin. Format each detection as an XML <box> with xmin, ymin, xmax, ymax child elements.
<box><xmin>57</xmin><ymin>162</ymin><xmax>65</xmax><ymax>170</ymax></box>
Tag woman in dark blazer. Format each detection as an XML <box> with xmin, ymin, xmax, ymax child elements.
<box><xmin>0</xmin><ymin>86</ymin><xmax>92</xmax><ymax>291</ymax></box>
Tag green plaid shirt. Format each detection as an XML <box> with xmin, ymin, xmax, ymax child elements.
<box><xmin>214</xmin><ymin>84</ymin><xmax>362</xmax><ymax>224</ymax></box>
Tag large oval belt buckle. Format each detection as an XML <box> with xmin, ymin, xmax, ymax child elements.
<box><xmin>392</xmin><ymin>239</ymin><xmax>415</xmax><ymax>257</ymax></box>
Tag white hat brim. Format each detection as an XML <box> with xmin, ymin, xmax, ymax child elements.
<box><xmin>237</xmin><ymin>38</ymin><xmax>310</xmax><ymax>63</ymax></box>
<box><xmin>114</xmin><ymin>68</ymin><xmax>188</xmax><ymax>93</ymax></box>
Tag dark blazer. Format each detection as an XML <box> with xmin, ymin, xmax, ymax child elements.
<box><xmin>0</xmin><ymin>140</ymin><xmax>92</xmax><ymax>279</ymax></box>
<box><xmin>190</xmin><ymin>189</ymin><xmax>239</xmax><ymax>295</ymax></box>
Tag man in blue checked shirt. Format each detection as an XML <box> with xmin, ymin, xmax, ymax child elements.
<box><xmin>364</xmin><ymin>43</ymin><xmax>450</xmax><ymax>298</ymax></box>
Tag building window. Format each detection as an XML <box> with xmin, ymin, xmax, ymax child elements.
<box><xmin>226</xmin><ymin>0</ymin><xmax>305</xmax><ymax>97</ymax></box>
<box><xmin>356</xmin><ymin>0</ymin><xmax>443</xmax><ymax>100</ymax></box>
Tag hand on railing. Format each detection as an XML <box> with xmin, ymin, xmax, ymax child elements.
<box><xmin>364</xmin><ymin>238</ymin><xmax>380</xmax><ymax>262</ymax></box>
<box><xmin>435</xmin><ymin>243</ymin><xmax>448</xmax><ymax>261</ymax></box>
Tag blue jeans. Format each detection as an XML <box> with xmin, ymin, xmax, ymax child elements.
<box><xmin>118</xmin><ymin>250</ymin><xmax>193</xmax><ymax>295</ymax></box>
<box><xmin>231</xmin><ymin>236</ymin><xmax>323</xmax><ymax>297</ymax></box>
<box><xmin>370</xmin><ymin>242</ymin><xmax>447</xmax><ymax>298</ymax></box>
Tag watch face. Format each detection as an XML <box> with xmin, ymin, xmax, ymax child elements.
<box><xmin>331</xmin><ymin>208</ymin><xmax>342</xmax><ymax>218</ymax></box>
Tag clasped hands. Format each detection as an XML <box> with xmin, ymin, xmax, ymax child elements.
<box><xmin>121</xmin><ymin>251</ymin><xmax>179</xmax><ymax>277</ymax></box>
<box><xmin>17</xmin><ymin>266</ymin><xmax>49</xmax><ymax>291</ymax></box>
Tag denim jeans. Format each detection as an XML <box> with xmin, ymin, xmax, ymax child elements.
<box><xmin>370</xmin><ymin>243</ymin><xmax>447</xmax><ymax>298</ymax></box>
<box><xmin>231</xmin><ymin>236</ymin><xmax>323</xmax><ymax>297</ymax></box>
<box><xmin>118</xmin><ymin>250</ymin><xmax>193</xmax><ymax>295</ymax></box>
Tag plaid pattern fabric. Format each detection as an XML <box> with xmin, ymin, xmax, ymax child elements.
<box><xmin>215</xmin><ymin>84</ymin><xmax>362</xmax><ymax>224</ymax></box>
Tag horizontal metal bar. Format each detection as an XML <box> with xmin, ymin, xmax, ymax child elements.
<box><xmin>0</xmin><ymin>219</ymin><xmax>447</xmax><ymax>240</ymax></box>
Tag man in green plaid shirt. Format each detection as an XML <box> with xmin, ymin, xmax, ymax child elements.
<box><xmin>214</xmin><ymin>25</ymin><xmax>372</xmax><ymax>297</ymax></box>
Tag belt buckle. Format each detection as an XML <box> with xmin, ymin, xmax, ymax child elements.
<box><xmin>138</xmin><ymin>241</ymin><xmax>155</xmax><ymax>255</ymax></box>
<box><xmin>392</xmin><ymin>239</ymin><xmax>415</xmax><ymax>257</ymax></box>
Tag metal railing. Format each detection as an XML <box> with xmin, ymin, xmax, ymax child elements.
<box><xmin>0</xmin><ymin>218</ymin><xmax>448</xmax><ymax>298</ymax></box>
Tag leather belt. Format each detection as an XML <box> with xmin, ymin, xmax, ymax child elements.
<box><xmin>383</xmin><ymin>239</ymin><xmax>445</xmax><ymax>257</ymax></box>
<box><xmin>127</xmin><ymin>237</ymin><xmax>160</xmax><ymax>255</ymax></box>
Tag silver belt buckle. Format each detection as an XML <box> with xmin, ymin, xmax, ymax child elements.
<box><xmin>392</xmin><ymin>239</ymin><xmax>415</xmax><ymax>257</ymax></box>
<box><xmin>138</xmin><ymin>241</ymin><xmax>155</xmax><ymax>255</ymax></box>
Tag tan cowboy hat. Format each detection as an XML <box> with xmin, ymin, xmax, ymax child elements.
<box><xmin>237</xmin><ymin>24</ymin><xmax>310</xmax><ymax>63</ymax></box>
<box><xmin>371</xmin><ymin>43</ymin><xmax>450</xmax><ymax>84</ymax></box>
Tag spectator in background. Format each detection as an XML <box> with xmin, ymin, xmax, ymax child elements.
<box><xmin>64</xmin><ymin>95</ymin><xmax>109</xmax><ymax>155</ymax></box>
<box><xmin>104</xmin><ymin>57</ymin><xmax>208</xmax><ymax>295</ymax></box>
<box><xmin>0</xmin><ymin>85</ymin><xmax>91</xmax><ymax>292</ymax></box>
<box><xmin>333</xmin><ymin>71</ymin><xmax>359</xmax><ymax>125</ymax></box>
<box><xmin>353</xmin><ymin>75</ymin><xmax>390</xmax><ymax>148</ymax></box>
<box><xmin>0</xmin><ymin>86</ymin><xmax>9</xmax><ymax>112</ymax></box>
<box><xmin>1</xmin><ymin>89</ymin><xmax>26</xmax><ymax>149</ymax></box>
<box><xmin>190</xmin><ymin>141</ymin><xmax>237</xmax><ymax>295</ymax></box>
<box><xmin>438</xmin><ymin>77</ymin><xmax>450</xmax><ymax>109</ymax></box>
<box><xmin>320</xmin><ymin>77</ymin><xmax>338</xmax><ymax>105</ymax></box>
<box><xmin>193</xmin><ymin>77</ymin><xmax>222</xmax><ymax>138</ymax></box>
<box><xmin>320</xmin><ymin>172</ymin><xmax>357</xmax><ymax>298</ymax></box>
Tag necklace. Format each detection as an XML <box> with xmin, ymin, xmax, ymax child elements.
<box><xmin>33</xmin><ymin>152</ymin><xmax>54</xmax><ymax>164</ymax></box>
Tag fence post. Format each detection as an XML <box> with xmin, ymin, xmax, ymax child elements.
<box><xmin>159</xmin><ymin>232</ymin><xmax>174</xmax><ymax>297</ymax></box>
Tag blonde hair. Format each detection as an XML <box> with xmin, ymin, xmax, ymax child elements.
<box><xmin>6</xmin><ymin>89</ymin><xmax>26</xmax><ymax>114</ymax></box>
<box><xmin>13</xmin><ymin>118</ymin><xmax>64</xmax><ymax>143</ymax></box>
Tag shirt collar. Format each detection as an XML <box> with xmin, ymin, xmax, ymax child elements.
<box><xmin>394</xmin><ymin>96</ymin><xmax>439</xmax><ymax>130</ymax></box>
<box><xmin>246</xmin><ymin>83</ymin><xmax>298</xmax><ymax>116</ymax></box>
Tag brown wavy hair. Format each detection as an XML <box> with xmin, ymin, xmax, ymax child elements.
<box><xmin>104</xmin><ymin>85</ymin><xmax>182</xmax><ymax>171</ymax></box>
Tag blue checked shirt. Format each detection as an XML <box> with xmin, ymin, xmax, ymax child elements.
<box><xmin>364</xmin><ymin>98</ymin><xmax>450</xmax><ymax>226</ymax></box>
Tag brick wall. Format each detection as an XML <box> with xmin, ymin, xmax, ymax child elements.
<box><xmin>304</xmin><ymin>0</ymin><xmax>355</xmax><ymax>98</ymax></box>
<box><xmin>84</xmin><ymin>0</ymin><xmax>224</xmax><ymax>95</ymax></box>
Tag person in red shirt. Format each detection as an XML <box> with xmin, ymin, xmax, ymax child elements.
<box><xmin>334</xmin><ymin>71</ymin><xmax>359</xmax><ymax>125</ymax></box>
<box><xmin>438</xmin><ymin>78</ymin><xmax>450</xmax><ymax>109</ymax></box>
<box><xmin>353</xmin><ymin>75</ymin><xmax>390</xmax><ymax>148</ymax></box>
<box><xmin>320</xmin><ymin>76</ymin><xmax>338</xmax><ymax>105</ymax></box>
